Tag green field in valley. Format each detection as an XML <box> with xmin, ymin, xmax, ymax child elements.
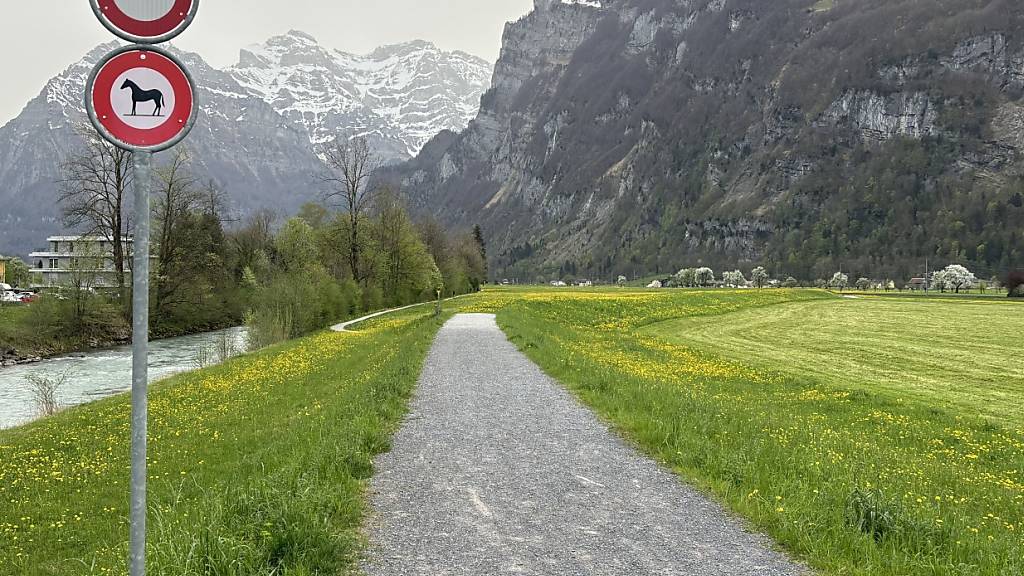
<box><xmin>645</xmin><ymin>295</ymin><xmax>1024</xmax><ymax>426</ymax></box>
<box><xmin>478</xmin><ymin>287</ymin><xmax>1024</xmax><ymax>576</ymax></box>
<box><xmin>2</xmin><ymin>287</ymin><xmax>1023</xmax><ymax>575</ymax></box>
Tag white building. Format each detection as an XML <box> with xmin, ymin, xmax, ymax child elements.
<box><xmin>29</xmin><ymin>236</ymin><xmax>135</xmax><ymax>289</ymax></box>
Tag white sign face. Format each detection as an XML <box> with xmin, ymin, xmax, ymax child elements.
<box><xmin>113</xmin><ymin>0</ymin><xmax>177</xmax><ymax>21</ymax></box>
<box><xmin>109</xmin><ymin>67</ymin><xmax>177</xmax><ymax>130</ymax></box>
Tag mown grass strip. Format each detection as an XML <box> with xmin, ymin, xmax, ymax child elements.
<box><xmin>646</xmin><ymin>296</ymin><xmax>1024</xmax><ymax>426</ymax></box>
<box><xmin>0</xmin><ymin>307</ymin><xmax>445</xmax><ymax>575</ymax></box>
<box><xmin>481</xmin><ymin>288</ymin><xmax>1024</xmax><ymax>576</ymax></box>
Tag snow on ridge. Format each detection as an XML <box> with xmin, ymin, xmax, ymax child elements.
<box><xmin>229</xmin><ymin>31</ymin><xmax>492</xmax><ymax>159</ymax></box>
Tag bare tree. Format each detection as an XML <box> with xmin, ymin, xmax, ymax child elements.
<box><xmin>58</xmin><ymin>125</ymin><xmax>133</xmax><ymax>302</ymax></box>
<box><xmin>321</xmin><ymin>137</ymin><xmax>381</xmax><ymax>284</ymax></box>
<box><xmin>152</xmin><ymin>148</ymin><xmax>202</xmax><ymax>313</ymax></box>
<box><xmin>28</xmin><ymin>371</ymin><xmax>69</xmax><ymax>417</ymax></box>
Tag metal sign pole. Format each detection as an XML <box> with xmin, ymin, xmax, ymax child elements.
<box><xmin>129</xmin><ymin>150</ymin><xmax>152</xmax><ymax>576</ymax></box>
<box><xmin>86</xmin><ymin>5</ymin><xmax>199</xmax><ymax>573</ymax></box>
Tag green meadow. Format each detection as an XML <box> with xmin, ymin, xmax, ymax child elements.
<box><xmin>483</xmin><ymin>288</ymin><xmax>1024</xmax><ymax>575</ymax></box>
<box><xmin>646</xmin><ymin>295</ymin><xmax>1024</xmax><ymax>426</ymax></box>
<box><xmin>2</xmin><ymin>288</ymin><xmax>1022</xmax><ymax>575</ymax></box>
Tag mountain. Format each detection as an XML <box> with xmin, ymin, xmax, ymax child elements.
<box><xmin>230</xmin><ymin>31</ymin><xmax>492</xmax><ymax>161</ymax></box>
<box><xmin>0</xmin><ymin>33</ymin><xmax>491</xmax><ymax>257</ymax></box>
<box><xmin>383</xmin><ymin>0</ymin><xmax>1024</xmax><ymax>283</ymax></box>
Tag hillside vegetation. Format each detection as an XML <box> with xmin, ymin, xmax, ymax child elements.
<box><xmin>388</xmin><ymin>0</ymin><xmax>1024</xmax><ymax>283</ymax></box>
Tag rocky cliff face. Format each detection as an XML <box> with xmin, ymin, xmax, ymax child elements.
<box><xmin>0</xmin><ymin>35</ymin><xmax>491</xmax><ymax>257</ymax></box>
<box><xmin>384</xmin><ymin>0</ymin><xmax>1024</xmax><ymax>281</ymax></box>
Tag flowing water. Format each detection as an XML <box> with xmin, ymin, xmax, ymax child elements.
<box><xmin>0</xmin><ymin>327</ymin><xmax>247</xmax><ymax>430</ymax></box>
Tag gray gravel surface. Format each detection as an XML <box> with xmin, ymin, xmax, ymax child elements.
<box><xmin>363</xmin><ymin>313</ymin><xmax>806</xmax><ymax>576</ymax></box>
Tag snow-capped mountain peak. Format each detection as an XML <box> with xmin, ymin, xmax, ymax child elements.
<box><xmin>229</xmin><ymin>31</ymin><xmax>492</xmax><ymax>159</ymax></box>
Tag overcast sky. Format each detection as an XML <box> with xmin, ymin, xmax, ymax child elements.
<box><xmin>0</xmin><ymin>0</ymin><xmax>533</xmax><ymax>125</ymax></box>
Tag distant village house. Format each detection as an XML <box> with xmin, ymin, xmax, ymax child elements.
<box><xmin>29</xmin><ymin>236</ymin><xmax>136</xmax><ymax>289</ymax></box>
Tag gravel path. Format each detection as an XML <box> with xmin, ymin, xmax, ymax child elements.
<box><xmin>363</xmin><ymin>314</ymin><xmax>806</xmax><ymax>575</ymax></box>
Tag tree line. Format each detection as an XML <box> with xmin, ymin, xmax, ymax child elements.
<box><xmin>2</xmin><ymin>131</ymin><xmax>485</xmax><ymax>356</ymax></box>
<box><xmin>632</xmin><ymin>262</ymin><xmax>1023</xmax><ymax>297</ymax></box>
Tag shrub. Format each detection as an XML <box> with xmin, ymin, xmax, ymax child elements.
<box><xmin>1007</xmin><ymin>270</ymin><xmax>1024</xmax><ymax>298</ymax></box>
<box><xmin>246</xmin><ymin>270</ymin><xmax>358</xmax><ymax>350</ymax></box>
<box><xmin>27</xmin><ymin>371</ymin><xmax>69</xmax><ymax>417</ymax></box>
<box><xmin>845</xmin><ymin>487</ymin><xmax>903</xmax><ymax>543</ymax></box>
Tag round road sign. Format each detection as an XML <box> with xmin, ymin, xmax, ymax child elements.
<box><xmin>86</xmin><ymin>45</ymin><xmax>197</xmax><ymax>152</ymax></box>
<box><xmin>90</xmin><ymin>0</ymin><xmax>200</xmax><ymax>44</ymax></box>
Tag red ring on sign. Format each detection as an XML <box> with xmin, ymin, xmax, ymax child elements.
<box><xmin>91</xmin><ymin>50</ymin><xmax>194</xmax><ymax>148</ymax></box>
<box><xmin>99</xmin><ymin>0</ymin><xmax>194</xmax><ymax>38</ymax></box>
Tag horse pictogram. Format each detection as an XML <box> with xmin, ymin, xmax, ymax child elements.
<box><xmin>120</xmin><ymin>79</ymin><xmax>165</xmax><ymax>117</ymax></box>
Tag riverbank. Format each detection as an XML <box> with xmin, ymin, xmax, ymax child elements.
<box><xmin>0</xmin><ymin>303</ymin><xmax>241</xmax><ymax>368</ymax></box>
<box><xmin>0</xmin><ymin>327</ymin><xmax>249</xmax><ymax>430</ymax></box>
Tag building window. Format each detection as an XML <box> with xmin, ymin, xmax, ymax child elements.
<box><xmin>51</xmin><ymin>241</ymin><xmax>59</xmax><ymax>252</ymax></box>
<box><xmin>49</xmin><ymin>259</ymin><xmax>59</xmax><ymax>269</ymax></box>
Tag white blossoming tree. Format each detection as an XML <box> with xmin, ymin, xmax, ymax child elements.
<box><xmin>723</xmin><ymin>270</ymin><xmax>746</xmax><ymax>287</ymax></box>
<box><xmin>830</xmin><ymin>272</ymin><xmax>849</xmax><ymax>292</ymax></box>
<box><xmin>939</xmin><ymin>264</ymin><xmax>976</xmax><ymax>293</ymax></box>
<box><xmin>751</xmin><ymin>266</ymin><xmax>769</xmax><ymax>289</ymax></box>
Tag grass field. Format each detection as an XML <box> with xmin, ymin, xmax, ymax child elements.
<box><xmin>3</xmin><ymin>288</ymin><xmax>1022</xmax><ymax>575</ymax></box>
<box><xmin>647</xmin><ymin>296</ymin><xmax>1024</xmax><ymax>426</ymax></box>
<box><xmin>0</xmin><ymin>306</ymin><xmax>446</xmax><ymax>575</ymax></box>
<box><xmin>473</xmin><ymin>287</ymin><xmax>1024</xmax><ymax>576</ymax></box>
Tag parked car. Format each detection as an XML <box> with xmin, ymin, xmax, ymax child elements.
<box><xmin>18</xmin><ymin>292</ymin><xmax>38</xmax><ymax>304</ymax></box>
<box><xmin>1</xmin><ymin>291</ymin><xmax>22</xmax><ymax>303</ymax></box>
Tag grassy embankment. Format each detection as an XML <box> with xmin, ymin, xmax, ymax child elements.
<box><xmin>0</xmin><ymin>305</ymin><xmax>446</xmax><ymax>575</ymax></box>
<box><xmin>475</xmin><ymin>287</ymin><xmax>1024</xmax><ymax>575</ymax></box>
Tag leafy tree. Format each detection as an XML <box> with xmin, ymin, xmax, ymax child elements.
<box><xmin>275</xmin><ymin>218</ymin><xmax>320</xmax><ymax>274</ymax></box>
<box><xmin>617</xmin><ymin>275</ymin><xmax>628</xmax><ymax>286</ymax></box>
<box><xmin>751</xmin><ymin>266</ymin><xmax>770</xmax><ymax>289</ymax></box>
<box><xmin>831</xmin><ymin>272</ymin><xmax>849</xmax><ymax>291</ymax></box>
<box><xmin>4</xmin><ymin>258</ymin><xmax>32</xmax><ymax>288</ymax></box>
<box><xmin>370</xmin><ymin>191</ymin><xmax>438</xmax><ymax>306</ymax></box>
<box><xmin>695</xmin><ymin>267</ymin><xmax>715</xmax><ymax>287</ymax></box>
<box><xmin>472</xmin><ymin>224</ymin><xmax>488</xmax><ymax>282</ymax></box>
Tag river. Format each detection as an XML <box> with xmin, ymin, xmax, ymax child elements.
<box><xmin>0</xmin><ymin>326</ymin><xmax>247</xmax><ymax>430</ymax></box>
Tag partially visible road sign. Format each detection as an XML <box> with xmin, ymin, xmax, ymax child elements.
<box><xmin>86</xmin><ymin>45</ymin><xmax>197</xmax><ymax>152</ymax></box>
<box><xmin>90</xmin><ymin>0</ymin><xmax>199</xmax><ymax>44</ymax></box>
